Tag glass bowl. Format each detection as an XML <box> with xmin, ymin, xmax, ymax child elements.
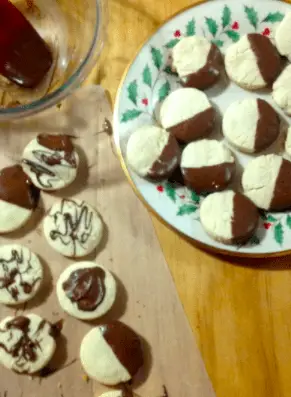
<box><xmin>0</xmin><ymin>0</ymin><xmax>105</xmax><ymax>120</ymax></box>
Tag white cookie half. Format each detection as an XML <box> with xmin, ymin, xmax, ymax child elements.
<box><xmin>273</xmin><ymin>65</ymin><xmax>291</xmax><ymax>116</ymax></box>
<box><xmin>275</xmin><ymin>12</ymin><xmax>291</xmax><ymax>61</ymax></box>
<box><xmin>0</xmin><ymin>314</ymin><xmax>56</xmax><ymax>374</ymax></box>
<box><xmin>0</xmin><ymin>199</ymin><xmax>32</xmax><ymax>233</ymax></box>
<box><xmin>43</xmin><ymin>199</ymin><xmax>103</xmax><ymax>258</ymax></box>
<box><xmin>98</xmin><ymin>392</ymin><xmax>124</xmax><ymax>397</ymax></box>
<box><xmin>57</xmin><ymin>262</ymin><xmax>116</xmax><ymax>320</ymax></box>
<box><xmin>0</xmin><ymin>245</ymin><xmax>43</xmax><ymax>305</ymax></box>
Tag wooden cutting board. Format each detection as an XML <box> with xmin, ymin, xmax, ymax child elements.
<box><xmin>0</xmin><ymin>86</ymin><xmax>215</xmax><ymax>397</ymax></box>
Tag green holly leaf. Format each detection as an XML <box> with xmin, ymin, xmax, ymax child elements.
<box><xmin>165</xmin><ymin>39</ymin><xmax>180</xmax><ymax>49</ymax></box>
<box><xmin>205</xmin><ymin>17</ymin><xmax>218</xmax><ymax>37</ymax></box>
<box><xmin>164</xmin><ymin>66</ymin><xmax>178</xmax><ymax>76</ymax></box>
<box><xmin>165</xmin><ymin>182</ymin><xmax>176</xmax><ymax>202</ymax></box>
<box><xmin>249</xmin><ymin>235</ymin><xmax>260</xmax><ymax>246</ymax></box>
<box><xmin>244</xmin><ymin>6</ymin><xmax>258</xmax><ymax>29</ymax></box>
<box><xmin>274</xmin><ymin>223</ymin><xmax>284</xmax><ymax>245</ymax></box>
<box><xmin>267</xmin><ymin>215</ymin><xmax>277</xmax><ymax>223</ymax></box>
<box><xmin>186</xmin><ymin>19</ymin><xmax>196</xmax><ymax>36</ymax></box>
<box><xmin>121</xmin><ymin>109</ymin><xmax>142</xmax><ymax>123</ymax></box>
<box><xmin>222</xmin><ymin>5</ymin><xmax>231</xmax><ymax>28</ymax></box>
<box><xmin>286</xmin><ymin>215</ymin><xmax>291</xmax><ymax>229</ymax></box>
<box><xmin>224</xmin><ymin>30</ymin><xmax>240</xmax><ymax>42</ymax></box>
<box><xmin>177</xmin><ymin>204</ymin><xmax>198</xmax><ymax>216</ymax></box>
<box><xmin>143</xmin><ymin>65</ymin><xmax>152</xmax><ymax>88</ymax></box>
<box><xmin>158</xmin><ymin>81</ymin><xmax>171</xmax><ymax>102</ymax></box>
<box><xmin>262</xmin><ymin>12</ymin><xmax>284</xmax><ymax>23</ymax></box>
<box><xmin>127</xmin><ymin>80</ymin><xmax>138</xmax><ymax>105</ymax></box>
<box><xmin>151</xmin><ymin>47</ymin><xmax>163</xmax><ymax>70</ymax></box>
<box><xmin>191</xmin><ymin>190</ymin><xmax>200</xmax><ymax>204</ymax></box>
<box><xmin>212</xmin><ymin>39</ymin><xmax>224</xmax><ymax>48</ymax></box>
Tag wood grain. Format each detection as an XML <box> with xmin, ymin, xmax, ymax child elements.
<box><xmin>98</xmin><ymin>1</ymin><xmax>291</xmax><ymax>397</ymax></box>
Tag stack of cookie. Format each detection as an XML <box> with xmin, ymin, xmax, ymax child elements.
<box><xmin>127</xmin><ymin>13</ymin><xmax>291</xmax><ymax>246</ymax></box>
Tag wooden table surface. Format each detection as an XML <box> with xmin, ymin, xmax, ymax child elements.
<box><xmin>100</xmin><ymin>1</ymin><xmax>291</xmax><ymax>396</ymax></box>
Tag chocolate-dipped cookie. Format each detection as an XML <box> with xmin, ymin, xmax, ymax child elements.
<box><xmin>0</xmin><ymin>245</ymin><xmax>43</xmax><ymax>305</ymax></box>
<box><xmin>181</xmin><ymin>140</ymin><xmax>235</xmax><ymax>193</ymax></box>
<box><xmin>160</xmin><ymin>88</ymin><xmax>216</xmax><ymax>143</ymax></box>
<box><xmin>22</xmin><ymin>134</ymin><xmax>79</xmax><ymax>191</ymax></box>
<box><xmin>242</xmin><ymin>154</ymin><xmax>291</xmax><ymax>210</ymax></box>
<box><xmin>225</xmin><ymin>33</ymin><xmax>281</xmax><ymax>90</ymax></box>
<box><xmin>200</xmin><ymin>191</ymin><xmax>259</xmax><ymax>245</ymax></box>
<box><xmin>273</xmin><ymin>65</ymin><xmax>291</xmax><ymax>116</ymax></box>
<box><xmin>0</xmin><ymin>314</ymin><xmax>56</xmax><ymax>374</ymax></box>
<box><xmin>275</xmin><ymin>12</ymin><xmax>291</xmax><ymax>61</ymax></box>
<box><xmin>126</xmin><ymin>125</ymin><xmax>180</xmax><ymax>180</ymax></box>
<box><xmin>57</xmin><ymin>261</ymin><xmax>117</xmax><ymax>320</ymax></box>
<box><xmin>223</xmin><ymin>98</ymin><xmax>280</xmax><ymax>153</ymax></box>
<box><xmin>0</xmin><ymin>165</ymin><xmax>39</xmax><ymax>233</ymax></box>
<box><xmin>80</xmin><ymin>321</ymin><xmax>144</xmax><ymax>385</ymax></box>
<box><xmin>171</xmin><ymin>36</ymin><xmax>223</xmax><ymax>90</ymax></box>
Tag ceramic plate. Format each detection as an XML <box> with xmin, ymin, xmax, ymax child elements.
<box><xmin>113</xmin><ymin>0</ymin><xmax>291</xmax><ymax>256</ymax></box>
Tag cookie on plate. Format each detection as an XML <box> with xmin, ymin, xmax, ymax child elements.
<box><xmin>0</xmin><ymin>245</ymin><xmax>43</xmax><ymax>305</ymax></box>
<box><xmin>181</xmin><ymin>140</ymin><xmax>235</xmax><ymax>193</ymax></box>
<box><xmin>43</xmin><ymin>199</ymin><xmax>103</xmax><ymax>258</ymax></box>
<box><xmin>0</xmin><ymin>165</ymin><xmax>40</xmax><ymax>233</ymax></box>
<box><xmin>22</xmin><ymin>134</ymin><xmax>79</xmax><ymax>191</ymax></box>
<box><xmin>80</xmin><ymin>321</ymin><xmax>144</xmax><ymax>385</ymax></box>
<box><xmin>0</xmin><ymin>314</ymin><xmax>56</xmax><ymax>374</ymax></box>
<box><xmin>57</xmin><ymin>262</ymin><xmax>116</xmax><ymax>320</ymax></box>
<box><xmin>242</xmin><ymin>154</ymin><xmax>291</xmax><ymax>210</ymax></box>
<box><xmin>273</xmin><ymin>65</ymin><xmax>291</xmax><ymax>116</ymax></box>
<box><xmin>225</xmin><ymin>33</ymin><xmax>281</xmax><ymax>90</ymax></box>
<box><xmin>160</xmin><ymin>88</ymin><xmax>216</xmax><ymax>143</ymax></box>
<box><xmin>200</xmin><ymin>191</ymin><xmax>259</xmax><ymax>245</ymax></box>
<box><xmin>223</xmin><ymin>98</ymin><xmax>280</xmax><ymax>153</ymax></box>
<box><xmin>275</xmin><ymin>12</ymin><xmax>291</xmax><ymax>61</ymax></box>
<box><xmin>126</xmin><ymin>125</ymin><xmax>180</xmax><ymax>180</ymax></box>
<box><xmin>171</xmin><ymin>36</ymin><xmax>223</xmax><ymax>90</ymax></box>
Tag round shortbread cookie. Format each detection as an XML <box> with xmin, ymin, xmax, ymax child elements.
<box><xmin>160</xmin><ymin>88</ymin><xmax>216</xmax><ymax>143</ymax></box>
<box><xmin>200</xmin><ymin>191</ymin><xmax>259</xmax><ymax>245</ymax></box>
<box><xmin>273</xmin><ymin>65</ymin><xmax>291</xmax><ymax>116</ymax></box>
<box><xmin>126</xmin><ymin>125</ymin><xmax>180</xmax><ymax>180</ymax></box>
<box><xmin>275</xmin><ymin>12</ymin><xmax>291</xmax><ymax>61</ymax></box>
<box><xmin>43</xmin><ymin>199</ymin><xmax>103</xmax><ymax>258</ymax></box>
<box><xmin>0</xmin><ymin>314</ymin><xmax>56</xmax><ymax>374</ymax></box>
<box><xmin>181</xmin><ymin>140</ymin><xmax>235</xmax><ymax>193</ymax></box>
<box><xmin>0</xmin><ymin>165</ymin><xmax>40</xmax><ymax>233</ymax></box>
<box><xmin>0</xmin><ymin>245</ymin><xmax>43</xmax><ymax>305</ymax></box>
<box><xmin>57</xmin><ymin>262</ymin><xmax>116</xmax><ymax>320</ymax></box>
<box><xmin>22</xmin><ymin>134</ymin><xmax>79</xmax><ymax>191</ymax></box>
<box><xmin>80</xmin><ymin>321</ymin><xmax>144</xmax><ymax>385</ymax></box>
<box><xmin>172</xmin><ymin>36</ymin><xmax>223</xmax><ymax>90</ymax></box>
<box><xmin>223</xmin><ymin>98</ymin><xmax>280</xmax><ymax>153</ymax></box>
<box><xmin>225</xmin><ymin>33</ymin><xmax>281</xmax><ymax>90</ymax></box>
<box><xmin>242</xmin><ymin>154</ymin><xmax>291</xmax><ymax>210</ymax></box>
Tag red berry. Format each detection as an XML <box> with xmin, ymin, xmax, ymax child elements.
<box><xmin>142</xmin><ymin>98</ymin><xmax>148</xmax><ymax>106</ymax></box>
<box><xmin>262</xmin><ymin>28</ymin><xmax>271</xmax><ymax>36</ymax></box>
<box><xmin>180</xmin><ymin>195</ymin><xmax>185</xmax><ymax>199</ymax></box>
<box><xmin>174</xmin><ymin>30</ymin><xmax>181</xmax><ymax>38</ymax></box>
<box><xmin>157</xmin><ymin>185</ymin><xmax>164</xmax><ymax>193</ymax></box>
<box><xmin>232</xmin><ymin>22</ymin><xmax>239</xmax><ymax>30</ymax></box>
<box><xmin>263</xmin><ymin>222</ymin><xmax>272</xmax><ymax>230</ymax></box>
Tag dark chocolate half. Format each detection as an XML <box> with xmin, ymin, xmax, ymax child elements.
<box><xmin>254</xmin><ymin>99</ymin><xmax>280</xmax><ymax>152</ymax></box>
<box><xmin>270</xmin><ymin>158</ymin><xmax>291</xmax><ymax>210</ymax></box>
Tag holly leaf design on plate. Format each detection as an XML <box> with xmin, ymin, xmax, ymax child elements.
<box><xmin>224</xmin><ymin>30</ymin><xmax>240</xmax><ymax>42</ymax></box>
<box><xmin>244</xmin><ymin>6</ymin><xmax>258</xmax><ymax>29</ymax></box>
<box><xmin>191</xmin><ymin>190</ymin><xmax>200</xmax><ymax>204</ymax></box>
<box><xmin>158</xmin><ymin>80</ymin><xmax>171</xmax><ymax>102</ymax></box>
<box><xmin>222</xmin><ymin>5</ymin><xmax>231</xmax><ymax>28</ymax></box>
<box><xmin>151</xmin><ymin>47</ymin><xmax>163</xmax><ymax>70</ymax></box>
<box><xmin>143</xmin><ymin>65</ymin><xmax>152</xmax><ymax>88</ymax></box>
<box><xmin>121</xmin><ymin>109</ymin><xmax>142</xmax><ymax>123</ymax></box>
<box><xmin>164</xmin><ymin>66</ymin><xmax>178</xmax><ymax>76</ymax></box>
<box><xmin>212</xmin><ymin>39</ymin><xmax>224</xmax><ymax>48</ymax></box>
<box><xmin>165</xmin><ymin>38</ymin><xmax>180</xmax><ymax>49</ymax></box>
<box><xmin>286</xmin><ymin>215</ymin><xmax>291</xmax><ymax>229</ymax></box>
<box><xmin>205</xmin><ymin>17</ymin><xmax>218</xmax><ymax>37</ymax></box>
<box><xmin>127</xmin><ymin>80</ymin><xmax>138</xmax><ymax>105</ymax></box>
<box><xmin>274</xmin><ymin>222</ymin><xmax>284</xmax><ymax>245</ymax></box>
<box><xmin>262</xmin><ymin>12</ymin><xmax>284</xmax><ymax>23</ymax></box>
<box><xmin>165</xmin><ymin>182</ymin><xmax>176</xmax><ymax>202</ymax></box>
<box><xmin>186</xmin><ymin>19</ymin><xmax>196</xmax><ymax>36</ymax></box>
<box><xmin>177</xmin><ymin>204</ymin><xmax>198</xmax><ymax>216</ymax></box>
<box><xmin>267</xmin><ymin>215</ymin><xmax>277</xmax><ymax>223</ymax></box>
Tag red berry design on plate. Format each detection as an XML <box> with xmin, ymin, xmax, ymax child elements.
<box><xmin>142</xmin><ymin>98</ymin><xmax>148</xmax><ymax>106</ymax></box>
<box><xmin>232</xmin><ymin>22</ymin><xmax>239</xmax><ymax>30</ymax></box>
<box><xmin>262</xmin><ymin>28</ymin><xmax>271</xmax><ymax>37</ymax></box>
<box><xmin>263</xmin><ymin>222</ymin><xmax>272</xmax><ymax>230</ymax></box>
<box><xmin>174</xmin><ymin>30</ymin><xmax>181</xmax><ymax>38</ymax></box>
<box><xmin>157</xmin><ymin>185</ymin><xmax>164</xmax><ymax>193</ymax></box>
<box><xmin>180</xmin><ymin>195</ymin><xmax>185</xmax><ymax>199</ymax></box>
